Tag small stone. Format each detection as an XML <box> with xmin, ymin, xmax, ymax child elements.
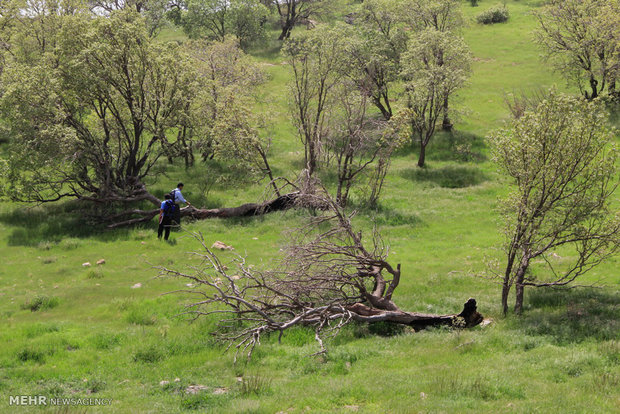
<box><xmin>174</xmin><ymin>378</ymin><xmax>181</xmax><ymax>382</ymax></box>
<box><xmin>185</xmin><ymin>385</ymin><xmax>208</xmax><ymax>394</ymax></box>
<box><xmin>95</xmin><ymin>283</ymin><xmax>100</xmax><ymax>286</ymax></box>
<box><xmin>344</xmin><ymin>406</ymin><xmax>359</xmax><ymax>411</ymax></box>
<box><xmin>96</xmin><ymin>259</ymin><xmax>106</xmax><ymax>265</ymax></box>
<box><xmin>185</xmin><ymin>283</ymin><xmax>194</xmax><ymax>288</ymax></box>
<box><xmin>231</xmin><ymin>275</ymin><xmax>240</xmax><ymax>280</ymax></box>
<box><xmin>212</xmin><ymin>387</ymin><xmax>228</xmax><ymax>395</ymax></box>
<box><xmin>131</xmin><ymin>283</ymin><xmax>142</xmax><ymax>289</ymax></box>
<box><xmin>160</xmin><ymin>380</ymin><xmax>170</xmax><ymax>386</ymax></box>
<box><xmin>252</xmin><ymin>237</ymin><xmax>258</xmax><ymax>240</ymax></box>
<box><xmin>211</xmin><ymin>241</ymin><xmax>234</xmax><ymax>250</ymax></box>
<box><xmin>236</xmin><ymin>377</ymin><xmax>243</xmax><ymax>382</ymax></box>
<box><xmin>82</xmin><ymin>262</ymin><xmax>91</xmax><ymax>267</ymax></box>
<box><xmin>420</xmin><ymin>392</ymin><xmax>427</xmax><ymax>399</ymax></box>
<box><xmin>480</xmin><ymin>318</ymin><xmax>493</xmax><ymax>327</ymax></box>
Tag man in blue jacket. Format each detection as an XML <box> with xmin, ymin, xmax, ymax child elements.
<box><xmin>158</xmin><ymin>194</ymin><xmax>175</xmax><ymax>240</ymax></box>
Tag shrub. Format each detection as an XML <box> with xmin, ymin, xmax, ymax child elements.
<box><xmin>58</xmin><ymin>238</ymin><xmax>83</xmax><ymax>250</ymax></box>
<box><xmin>37</xmin><ymin>241</ymin><xmax>54</xmax><ymax>250</ymax></box>
<box><xmin>21</xmin><ymin>295</ymin><xmax>60</xmax><ymax>312</ymax></box>
<box><xmin>41</xmin><ymin>256</ymin><xmax>57</xmax><ymax>264</ymax></box>
<box><xmin>89</xmin><ymin>332</ymin><xmax>124</xmax><ymax>350</ymax></box>
<box><xmin>239</xmin><ymin>374</ymin><xmax>272</xmax><ymax>396</ymax></box>
<box><xmin>132</xmin><ymin>346</ymin><xmax>164</xmax><ymax>363</ymax></box>
<box><xmin>477</xmin><ymin>6</ymin><xmax>509</xmax><ymax>24</ymax></box>
<box><xmin>17</xmin><ymin>348</ymin><xmax>46</xmax><ymax>363</ymax></box>
<box><xmin>86</xmin><ymin>268</ymin><xmax>104</xmax><ymax>279</ymax></box>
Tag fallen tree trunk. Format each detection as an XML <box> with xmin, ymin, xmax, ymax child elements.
<box><xmin>186</xmin><ymin>192</ymin><xmax>300</xmax><ymax>219</ymax></box>
<box><xmin>347</xmin><ymin>298</ymin><xmax>483</xmax><ymax>330</ymax></box>
<box><xmin>159</xmin><ymin>194</ymin><xmax>484</xmax><ymax>361</ymax></box>
<box><xmin>106</xmin><ymin>192</ymin><xmax>302</xmax><ymax>228</ymax></box>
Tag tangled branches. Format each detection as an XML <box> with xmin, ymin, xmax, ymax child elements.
<box><xmin>158</xmin><ymin>195</ymin><xmax>482</xmax><ymax>361</ymax></box>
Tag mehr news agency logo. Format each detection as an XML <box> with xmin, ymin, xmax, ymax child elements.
<box><xmin>9</xmin><ymin>395</ymin><xmax>112</xmax><ymax>406</ymax></box>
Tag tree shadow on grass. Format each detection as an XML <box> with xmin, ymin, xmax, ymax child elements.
<box><xmin>0</xmin><ymin>201</ymin><xmax>152</xmax><ymax>247</ymax></box>
<box><xmin>349</xmin><ymin>201</ymin><xmax>424</xmax><ymax>228</ymax></box>
<box><xmin>394</xmin><ymin>130</ymin><xmax>488</xmax><ymax>163</ymax></box>
<box><xmin>429</xmin><ymin>130</ymin><xmax>488</xmax><ymax>163</ymax></box>
<box><xmin>246</xmin><ymin>38</ymin><xmax>283</xmax><ymax>62</ymax></box>
<box><xmin>400</xmin><ymin>165</ymin><xmax>488</xmax><ymax>188</ymax></box>
<box><xmin>509</xmin><ymin>288</ymin><xmax>620</xmax><ymax>344</ymax></box>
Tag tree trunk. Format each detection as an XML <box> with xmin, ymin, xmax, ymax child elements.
<box><xmin>513</xmin><ymin>263</ymin><xmax>528</xmax><ymax>314</ymax></box>
<box><xmin>278</xmin><ymin>23</ymin><xmax>292</xmax><ymax>40</ymax></box>
<box><xmin>188</xmin><ymin>192</ymin><xmax>301</xmax><ymax>219</ymax></box>
<box><xmin>417</xmin><ymin>141</ymin><xmax>427</xmax><ymax>168</ymax></box>
<box><xmin>514</xmin><ymin>282</ymin><xmax>525</xmax><ymax>314</ymax></box>
<box><xmin>586</xmin><ymin>75</ymin><xmax>599</xmax><ymax>100</ymax></box>
<box><xmin>441</xmin><ymin>96</ymin><xmax>452</xmax><ymax>132</ymax></box>
<box><xmin>609</xmin><ymin>79</ymin><xmax>618</xmax><ymax>101</ymax></box>
<box><xmin>347</xmin><ymin>298</ymin><xmax>483</xmax><ymax>330</ymax></box>
<box><xmin>373</xmin><ymin>96</ymin><xmax>392</xmax><ymax>121</ymax></box>
<box><xmin>307</xmin><ymin>138</ymin><xmax>317</xmax><ymax>176</ymax></box>
<box><xmin>501</xmin><ymin>281</ymin><xmax>510</xmax><ymax>316</ymax></box>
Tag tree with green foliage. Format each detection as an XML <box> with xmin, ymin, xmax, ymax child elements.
<box><xmin>180</xmin><ymin>0</ymin><xmax>268</xmax><ymax>49</ymax></box>
<box><xmin>187</xmin><ymin>37</ymin><xmax>265</xmax><ymax>163</ymax></box>
<box><xmin>269</xmin><ymin>0</ymin><xmax>330</xmax><ymax>40</ymax></box>
<box><xmin>535</xmin><ymin>0</ymin><xmax>620</xmax><ymax>100</ymax></box>
<box><xmin>1</xmin><ymin>10</ymin><xmax>299</xmax><ymax>226</ymax></box>
<box><xmin>402</xmin><ymin>0</ymin><xmax>465</xmax><ymax>130</ymax></box>
<box><xmin>283</xmin><ymin>25</ymin><xmax>346</xmax><ymax>176</ymax></box>
<box><xmin>0</xmin><ymin>10</ymin><xmax>196</xmax><ymax>206</ymax></box>
<box><xmin>401</xmin><ymin>0</ymin><xmax>464</xmax><ymax>32</ymax></box>
<box><xmin>88</xmin><ymin>0</ymin><xmax>170</xmax><ymax>36</ymax></box>
<box><xmin>0</xmin><ymin>0</ymin><xmax>89</xmax><ymax>69</ymax></box>
<box><xmin>345</xmin><ymin>0</ymin><xmax>408</xmax><ymax>120</ymax></box>
<box><xmin>489</xmin><ymin>91</ymin><xmax>619</xmax><ymax>315</ymax></box>
<box><xmin>326</xmin><ymin>80</ymin><xmax>398</xmax><ymax>207</ymax></box>
<box><xmin>397</xmin><ymin>28</ymin><xmax>471</xmax><ymax>167</ymax></box>
<box><xmin>188</xmin><ymin>38</ymin><xmax>278</xmax><ymax>194</ymax></box>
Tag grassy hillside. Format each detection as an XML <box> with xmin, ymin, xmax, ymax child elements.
<box><xmin>0</xmin><ymin>1</ymin><xmax>618</xmax><ymax>412</ymax></box>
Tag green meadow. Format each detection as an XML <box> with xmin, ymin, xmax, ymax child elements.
<box><xmin>0</xmin><ymin>1</ymin><xmax>618</xmax><ymax>412</ymax></box>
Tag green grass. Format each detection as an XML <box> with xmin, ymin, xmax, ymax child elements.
<box><xmin>0</xmin><ymin>1</ymin><xmax>618</xmax><ymax>412</ymax></box>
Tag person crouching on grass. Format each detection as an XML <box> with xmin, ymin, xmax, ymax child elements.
<box><xmin>158</xmin><ymin>194</ymin><xmax>175</xmax><ymax>240</ymax></box>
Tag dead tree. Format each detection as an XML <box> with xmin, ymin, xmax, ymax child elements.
<box><xmin>326</xmin><ymin>83</ymin><xmax>396</xmax><ymax>208</ymax></box>
<box><xmin>158</xmin><ymin>193</ymin><xmax>483</xmax><ymax>360</ymax></box>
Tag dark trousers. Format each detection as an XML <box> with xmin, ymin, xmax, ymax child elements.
<box><xmin>158</xmin><ymin>216</ymin><xmax>172</xmax><ymax>240</ymax></box>
<box><xmin>173</xmin><ymin>204</ymin><xmax>181</xmax><ymax>225</ymax></box>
